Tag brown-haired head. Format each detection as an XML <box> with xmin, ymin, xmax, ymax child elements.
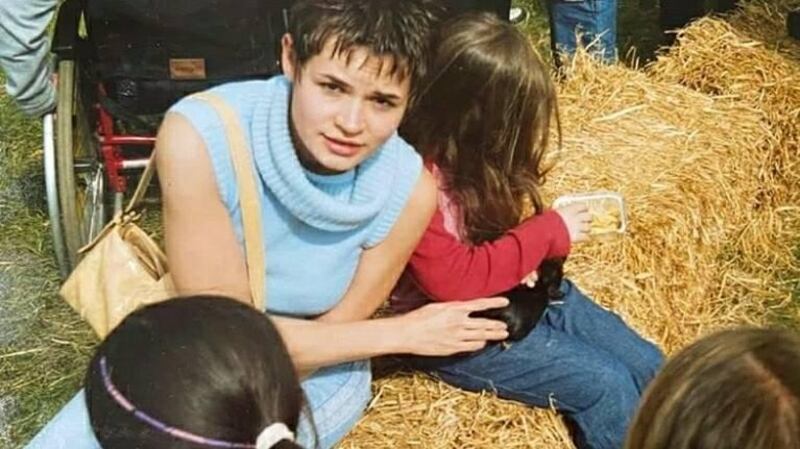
<box><xmin>626</xmin><ymin>327</ymin><xmax>800</xmax><ymax>449</ymax></box>
<box><xmin>287</xmin><ymin>0</ymin><xmax>443</xmax><ymax>103</ymax></box>
<box><xmin>403</xmin><ymin>12</ymin><xmax>560</xmax><ymax>244</ymax></box>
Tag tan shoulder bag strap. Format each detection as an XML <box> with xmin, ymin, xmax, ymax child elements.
<box><xmin>113</xmin><ymin>92</ymin><xmax>266</xmax><ymax>310</ymax></box>
<box><xmin>124</xmin><ymin>153</ymin><xmax>157</xmax><ymax>215</ymax></box>
<box><xmin>186</xmin><ymin>92</ymin><xmax>267</xmax><ymax>310</ymax></box>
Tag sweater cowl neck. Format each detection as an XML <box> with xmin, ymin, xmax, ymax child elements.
<box><xmin>250</xmin><ymin>76</ymin><xmax>397</xmax><ymax>232</ymax></box>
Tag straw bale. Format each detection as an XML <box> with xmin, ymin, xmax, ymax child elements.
<box><xmin>727</xmin><ymin>0</ymin><xmax>800</xmax><ymax>62</ymax></box>
<box><xmin>341</xmin><ymin>8</ymin><xmax>800</xmax><ymax>446</ymax></box>
<box><xmin>648</xmin><ymin>5</ymin><xmax>800</xmax><ymax>203</ymax></box>
<box><xmin>647</xmin><ymin>0</ymin><xmax>800</xmax><ymax>337</ymax></box>
<box><xmin>340</xmin><ymin>50</ymin><xmax>796</xmax><ymax>447</ymax></box>
<box><xmin>543</xmin><ymin>50</ymin><xmax>773</xmax><ymax>352</ymax></box>
<box><xmin>338</xmin><ymin>371</ymin><xmax>572</xmax><ymax>449</ymax></box>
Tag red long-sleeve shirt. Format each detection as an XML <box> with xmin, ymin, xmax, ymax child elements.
<box><xmin>391</xmin><ymin>184</ymin><xmax>572</xmax><ymax>311</ymax></box>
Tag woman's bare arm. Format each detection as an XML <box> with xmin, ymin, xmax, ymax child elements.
<box><xmin>156</xmin><ymin>113</ymin><xmax>507</xmax><ymax>372</ymax></box>
<box><xmin>272</xmin><ymin>295</ymin><xmax>508</xmax><ymax>371</ymax></box>
<box><xmin>156</xmin><ymin>112</ymin><xmax>252</xmax><ymax>302</ymax></box>
<box><xmin>316</xmin><ymin>168</ymin><xmax>438</xmax><ymax>323</ymax></box>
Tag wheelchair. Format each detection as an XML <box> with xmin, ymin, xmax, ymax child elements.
<box><xmin>43</xmin><ymin>0</ymin><xmax>289</xmax><ymax>276</ymax></box>
<box><xmin>43</xmin><ymin>0</ymin><xmax>510</xmax><ymax>277</ymax></box>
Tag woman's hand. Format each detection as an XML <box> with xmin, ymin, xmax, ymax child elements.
<box><xmin>396</xmin><ymin>297</ymin><xmax>510</xmax><ymax>356</ymax></box>
<box><xmin>555</xmin><ymin>202</ymin><xmax>592</xmax><ymax>243</ymax></box>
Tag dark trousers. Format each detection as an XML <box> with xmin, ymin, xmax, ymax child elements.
<box><xmin>440</xmin><ymin>0</ymin><xmax>511</xmax><ymax>19</ymax></box>
<box><xmin>660</xmin><ymin>0</ymin><xmax>741</xmax><ymax>32</ymax></box>
<box><xmin>659</xmin><ymin>0</ymin><xmax>705</xmax><ymax>32</ymax></box>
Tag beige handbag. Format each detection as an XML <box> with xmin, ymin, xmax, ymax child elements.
<box><xmin>60</xmin><ymin>92</ymin><xmax>266</xmax><ymax>338</ymax></box>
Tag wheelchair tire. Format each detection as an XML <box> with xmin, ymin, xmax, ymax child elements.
<box><xmin>52</xmin><ymin>59</ymin><xmax>107</xmax><ymax>274</ymax></box>
<box><xmin>43</xmin><ymin>113</ymin><xmax>69</xmax><ymax>277</ymax></box>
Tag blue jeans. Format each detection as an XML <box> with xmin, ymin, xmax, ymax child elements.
<box><xmin>410</xmin><ymin>280</ymin><xmax>663</xmax><ymax>449</ymax></box>
<box><xmin>548</xmin><ymin>0</ymin><xmax>618</xmax><ymax>63</ymax></box>
<box><xmin>23</xmin><ymin>361</ymin><xmax>371</xmax><ymax>449</ymax></box>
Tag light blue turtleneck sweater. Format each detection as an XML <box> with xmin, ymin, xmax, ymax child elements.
<box><xmin>171</xmin><ymin>75</ymin><xmax>422</xmax><ymax>317</ymax></box>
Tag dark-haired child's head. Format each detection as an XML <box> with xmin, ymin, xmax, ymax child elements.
<box><xmin>626</xmin><ymin>327</ymin><xmax>800</xmax><ymax>449</ymax></box>
<box><xmin>85</xmin><ymin>296</ymin><xmax>306</xmax><ymax>449</ymax></box>
<box><xmin>403</xmin><ymin>13</ymin><xmax>560</xmax><ymax>244</ymax></box>
<box><xmin>280</xmin><ymin>0</ymin><xmax>442</xmax><ymax>175</ymax></box>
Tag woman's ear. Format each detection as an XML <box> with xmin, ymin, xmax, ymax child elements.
<box><xmin>281</xmin><ymin>34</ymin><xmax>296</xmax><ymax>80</ymax></box>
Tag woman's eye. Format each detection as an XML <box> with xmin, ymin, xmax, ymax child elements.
<box><xmin>322</xmin><ymin>82</ymin><xmax>343</xmax><ymax>93</ymax></box>
<box><xmin>373</xmin><ymin>98</ymin><xmax>396</xmax><ymax>109</ymax></box>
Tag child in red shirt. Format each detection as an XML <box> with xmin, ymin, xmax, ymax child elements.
<box><xmin>395</xmin><ymin>13</ymin><xmax>663</xmax><ymax>449</ymax></box>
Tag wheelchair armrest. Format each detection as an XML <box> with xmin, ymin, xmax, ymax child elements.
<box><xmin>52</xmin><ymin>0</ymin><xmax>83</xmax><ymax>61</ymax></box>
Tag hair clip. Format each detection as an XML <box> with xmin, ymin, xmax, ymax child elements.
<box><xmin>256</xmin><ymin>422</ymin><xmax>295</xmax><ymax>449</ymax></box>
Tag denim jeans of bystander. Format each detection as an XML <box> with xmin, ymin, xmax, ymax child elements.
<box><xmin>548</xmin><ymin>0</ymin><xmax>618</xmax><ymax>63</ymax></box>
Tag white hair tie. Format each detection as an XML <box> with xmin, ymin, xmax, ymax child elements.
<box><xmin>256</xmin><ymin>422</ymin><xmax>295</xmax><ymax>449</ymax></box>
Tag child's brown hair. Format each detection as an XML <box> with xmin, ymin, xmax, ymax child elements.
<box><xmin>626</xmin><ymin>327</ymin><xmax>800</xmax><ymax>449</ymax></box>
<box><xmin>403</xmin><ymin>12</ymin><xmax>560</xmax><ymax>244</ymax></box>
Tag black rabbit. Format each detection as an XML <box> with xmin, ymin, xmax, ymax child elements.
<box><xmin>471</xmin><ymin>258</ymin><xmax>565</xmax><ymax>342</ymax></box>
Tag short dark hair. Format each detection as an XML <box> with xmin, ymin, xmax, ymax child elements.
<box><xmin>85</xmin><ymin>296</ymin><xmax>308</xmax><ymax>449</ymax></box>
<box><xmin>288</xmin><ymin>0</ymin><xmax>442</xmax><ymax>98</ymax></box>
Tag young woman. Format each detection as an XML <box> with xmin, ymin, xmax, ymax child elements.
<box><xmin>86</xmin><ymin>296</ymin><xmax>306</xmax><ymax>449</ymax></box>
<box><xmin>626</xmin><ymin>327</ymin><xmax>800</xmax><ymax>449</ymax></box>
<box><xmin>24</xmin><ymin>2</ymin><xmax>511</xmax><ymax>449</ymax></box>
<box><xmin>396</xmin><ymin>13</ymin><xmax>663</xmax><ymax>449</ymax></box>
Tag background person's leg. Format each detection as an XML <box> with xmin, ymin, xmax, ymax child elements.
<box><xmin>716</xmin><ymin>0</ymin><xmax>739</xmax><ymax>13</ymax></box>
<box><xmin>410</xmin><ymin>322</ymin><xmax>641</xmax><ymax>449</ymax></box>
<box><xmin>488</xmin><ymin>0</ymin><xmax>513</xmax><ymax>19</ymax></box>
<box><xmin>659</xmin><ymin>0</ymin><xmax>705</xmax><ymax>44</ymax></box>
<box><xmin>440</xmin><ymin>0</ymin><xmax>512</xmax><ymax>19</ymax></box>
<box><xmin>548</xmin><ymin>0</ymin><xmax>618</xmax><ymax>63</ymax></box>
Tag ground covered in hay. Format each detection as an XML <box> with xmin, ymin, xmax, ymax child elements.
<box><xmin>0</xmin><ymin>74</ymin><xmax>98</xmax><ymax>447</ymax></box>
<box><xmin>0</xmin><ymin>1</ymin><xmax>798</xmax><ymax>448</ymax></box>
<box><xmin>343</xmin><ymin>2</ymin><xmax>800</xmax><ymax>447</ymax></box>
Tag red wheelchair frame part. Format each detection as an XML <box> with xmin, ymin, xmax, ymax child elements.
<box><xmin>96</xmin><ymin>99</ymin><xmax>155</xmax><ymax>194</ymax></box>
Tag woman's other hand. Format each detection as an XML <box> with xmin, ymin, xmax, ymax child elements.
<box><xmin>397</xmin><ymin>297</ymin><xmax>509</xmax><ymax>356</ymax></box>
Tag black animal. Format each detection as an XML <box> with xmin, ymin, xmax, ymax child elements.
<box><xmin>471</xmin><ymin>258</ymin><xmax>565</xmax><ymax>342</ymax></box>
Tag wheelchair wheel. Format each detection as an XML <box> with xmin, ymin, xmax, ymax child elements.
<box><xmin>48</xmin><ymin>59</ymin><xmax>107</xmax><ymax>274</ymax></box>
<box><xmin>43</xmin><ymin>113</ymin><xmax>69</xmax><ymax>277</ymax></box>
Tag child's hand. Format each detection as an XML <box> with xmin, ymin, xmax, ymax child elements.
<box><xmin>521</xmin><ymin>271</ymin><xmax>537</xmax><ymax>287</ymax></box>
<box><xmin>555</xmin><ymin>203</ymin><xmax>592</xmax><ymax>243</ymax></box>
<box><xmin>397</xmin><ymin>297</ymin><xmax>510</xmax><ymax>356</ymax></box>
